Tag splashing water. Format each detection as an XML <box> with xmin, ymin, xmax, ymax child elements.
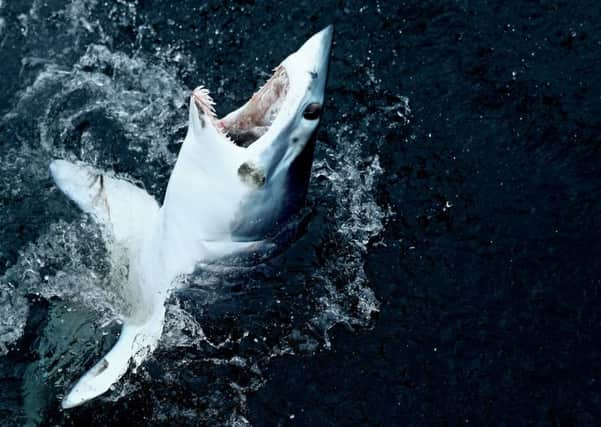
<box><xmin>0</xmin><ymin>1</ymin><xmax>390</xmax><ymax>423</ymax></box>
<box><xmin>311</xmin><ymin>132</ymin><xmax>385</xmax><ymax>347</ymax></box>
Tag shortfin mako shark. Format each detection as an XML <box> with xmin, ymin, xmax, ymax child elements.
<box><xmin>50</xmin><ymin>25</ymin><xmax>333</xmax><ymax>408</ymax></box>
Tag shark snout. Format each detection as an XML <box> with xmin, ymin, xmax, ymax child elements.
<box><xmin>294</xmin><ymin>25</ymin><xmax>333</xmax><ymax>82</ymax></box>
<box><xmin>297</xmin><ymin>25</ymin><xmax>333</xmax><ymax>60</ymax></box>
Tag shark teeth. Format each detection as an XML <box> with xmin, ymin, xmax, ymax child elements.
<box><xmin>192</xmin><ymin>86</ymin><xmax>216</xmax><ymax>117</ymax></box>
<box><xmin>191</xmin><ymin>86</ymin><xmax>235</xmax><ymax>144</ymax></box>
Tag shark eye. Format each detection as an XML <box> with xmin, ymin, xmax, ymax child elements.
<box><xmin>303</xmin><ymin>103</ymin><xmax>322</xmax><ymax>120</ymax></box>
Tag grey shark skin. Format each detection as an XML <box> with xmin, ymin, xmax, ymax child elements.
<box><xmin>231</xmin><ymin>28</ymin><xmax>332</xmax><ymax>240</ymax></box>
<box><xmin>50</xmin><ymin>26</ymin><xmax>333</xmax><ymax>409</ymax></box>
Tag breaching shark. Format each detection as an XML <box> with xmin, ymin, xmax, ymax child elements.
<box><xmin>49</xmin><ymin>25</ymin><xmax>333</xmax><ymax>408</ymax></box>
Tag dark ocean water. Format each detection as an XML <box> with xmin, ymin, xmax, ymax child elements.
<box><xmin>1</xmin><ymin>0</ymin><xmax>600</xmax><ymax>426</ymax></box>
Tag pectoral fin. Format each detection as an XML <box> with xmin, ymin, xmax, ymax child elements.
<box><xmin>50</xmin><ymin>159</ymin><xmax>159</xmax><ymax>244</ymax></box>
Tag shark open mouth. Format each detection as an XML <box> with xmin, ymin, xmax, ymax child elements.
<box><xmin>193</xmin><ymin>66</ymin><xmax>290</xmax><ymax>148</ymax></box>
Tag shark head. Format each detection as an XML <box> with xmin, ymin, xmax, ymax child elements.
<box><xmin>170</xmin><ymin>26</ymin><xmax>334</xmax><ymax>243</ymax></box>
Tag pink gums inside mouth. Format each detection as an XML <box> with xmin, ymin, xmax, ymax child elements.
<box><xmin>192</xmin><ymin>66</ymin><xmax>290</xmax><ymax>147</ymax></box>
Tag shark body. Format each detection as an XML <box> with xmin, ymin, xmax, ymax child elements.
<box><xmin>50</xmin><ymin>26</ymin><xmax>333</xmax><ymax>409</ymax></box>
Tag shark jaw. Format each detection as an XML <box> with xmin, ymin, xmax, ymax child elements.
<box><xmin>192</xmin><ymin>65</ymin><xmax>290</xmax><ymax>148</ymax></box>
<box><xmin>55</xmin><ymin>26</ymin><xmax>333</xmax><ymax>409</ymax></box>
<box><xmin>192</xmin><ymin>24</ymin><xmax>333</xmax><ymax>151</ymax></box>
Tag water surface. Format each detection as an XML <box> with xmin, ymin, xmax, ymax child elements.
<box><xmin>0</xmin><ymin>1</ymin><xmax>600</xmax><ymax>425</ymax></box>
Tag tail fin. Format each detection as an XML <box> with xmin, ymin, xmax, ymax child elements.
<box><xmin>61</xmin><ymin>307</ymin><xmax>164</xmax><ymax>409</ymax></box>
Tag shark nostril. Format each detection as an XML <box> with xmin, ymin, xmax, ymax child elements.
<box><xmin>303</xmin><ymin>103</ymin><xmax>322</xmax><ymax>120</ymax></box>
